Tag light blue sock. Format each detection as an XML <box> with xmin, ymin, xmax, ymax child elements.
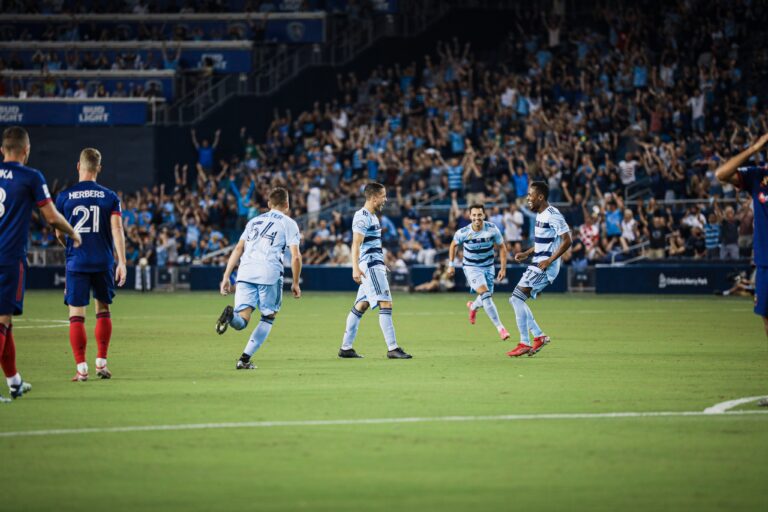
<box><xmin>509</xmin><ymin>289</ymin><xmax>531</xmax><ymax>346</ymax></box>
<box><xmin>242</xmin><ymin>316</ymin><xmax>273</xmax><ymax>357</ymax></box>
<box><xmin>480</xmin><ymin>291</ymin><xmax>503</xmax><ymax>329</ymax></box>
<box><xmin>526</xmin><ymin>307</ymin><xmax>543</xmax><ymax>337</ymax></box>
<box><xmin>471</xmin><ymin>295</ymin><xmax>483</xmax><ymax>310</ymax></box>
<box><xmin>341</xmin><ymin>308</ymin><xmax>363</xmax><ymax>350</ymax></box>
<box><xmin>230</xmin><ymin>312</ymin><xmax>247</xmax><ymax>331</ymax></box>
<box><xmin>378</xmin><ymin>308</ymin><xmax>398</xmax><ymax>350</ymax></box>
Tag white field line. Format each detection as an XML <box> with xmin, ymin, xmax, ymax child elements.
<box><xmin>703</xmin><ymin>396</ymin><xmax>768</xmax><ymax>414</ymax></box>
<box><xmin>0</xmin><ymin>410</ymin><xmax>766</xmax><ymax>439</ymax></box>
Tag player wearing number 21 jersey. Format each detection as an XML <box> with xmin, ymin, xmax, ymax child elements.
<box><xmin>55</xmin><ymin>148</ymin><xmax>127</xmax><ymax>382</ymax></box>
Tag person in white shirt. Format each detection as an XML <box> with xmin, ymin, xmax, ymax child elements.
<box><xmin>618</xmin><ymin>153</ymin><xmax>639</xmax><ymax>186</ymax></box>
<box><xmin>216</xmin><ymin>188</ymin><xmax>302</xmax><ymax>370</ymax></box>
<box><xmin>503</xmin><ymin>203</ymin><xmax>524</xmax><ymax>253</ymax></box>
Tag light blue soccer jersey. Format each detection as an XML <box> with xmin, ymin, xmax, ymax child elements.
<box><xmin>352</xmin><ymin>207</ymin><xmax>384</xmax><ymax>267</ymax></box>
<box><xmin>237</xmin><ymin>209</ymin><xmax>300</xmax><ymax>285</ymax></box>
<box><xmin>453</xmin><ymin>221</ymin><xmax>503</xmax><ymax>267</ymax></box>
<box><xmin>532</xmin><ymin>205</ymin><xmax>570</xmax><ymax>281</ymax></box>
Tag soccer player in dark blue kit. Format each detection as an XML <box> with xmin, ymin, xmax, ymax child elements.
<box><xmin>0</xmin><ymin>126</ymin><xmax>81</xmax><ymax>402</ymax></box>
<box><xmin>55</xmin><ymin>148</ymin><xmax>127</xmax><ymax>381</ymax></box>
<box><xmin>716</xmin><ymin>133</ymin><xmax>768</xmax><ymax>339</ymax></box>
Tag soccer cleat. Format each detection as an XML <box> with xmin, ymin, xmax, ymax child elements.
<box><xmin>387</xmin><ymin>347</ymin><xmax>412</xmax><ymax>359</ymax></box>
<box><xmin>236</xmin><ymin>359</ymin><xmax>256</xmax><ymax>370</ymax></box>
<box><xmin>466</xmin><ymin>301</ymin><xmax>477</xmax><ymax>325</ymax></box>
<box><xmin>528</xmin><ymin>335</ymin><xmax>551</xmax><ymax>356</ymax></box>
<box><xmin>758</xmin><ymin>398</ymin><xmax>768</xmax><ymax>407</ymax></box>
<box><xmin>96</xmin><ymin>365</ymin><xmax>112</xmax><ymax>379</ymax></box>
<box><xmin>498</xmin><ymin>327</ymin><xmax>510</xmax><ymax>341</ymax></box>
<box><xmin>0</xmin><ymin>394</ymin><xmax>10</xmax><ymax>403</ymax></box>
<box><xmin>71</xmin><ymin>371</ymin><xmax>88</xmax><ymax>382</ymax></box>
<box><xmin>9</xmin><ymin>380</ymin><xmax>31</xmax><ymax>399</ymax></box>
<box><xmin>216</xmin><ymin>305</ymin><xmax>234</xmax><ymax>335</ymax></box>
<box><xmin>507</xmin><ymin>343</ymin><xmax>532</xmax><ymax>357</ymax></box>
<box><xmin>338</xmin><ymin>348</ymin><xmax>364</xmax><ymax>358</ymax></box>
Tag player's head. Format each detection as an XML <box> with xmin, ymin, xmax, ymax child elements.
<box><xmin>77</xmin><ymin>147</ymin><xmax>102</xmax><ymax>176</ymax></box>
<box><xmin>1</xmin><ymin>126</ymin><xmax>30</xmax><ymax>164</ymax></box>
<box><xmin>364</xmin><ymin>182</ymin><xmax>387</xmax><ymax>213</ymax></box>
<box><xmin>268</xmin><ymin>187</ymin><xmax>290</xmax><ymax>213</ymax></box>
<box><xmin>527</xmin><ymin>181</ymin><xmax>549</xmax><ymax>212</ymax></box>
<box><xmin>468</xmin><ymin>204</ymin><xmax>486</xmax><ymax>227</ymax></box>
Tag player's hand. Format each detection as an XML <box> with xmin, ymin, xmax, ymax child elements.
<box><xmin>537</xmin><ymin>258</ymin><xmax>552</xmax><ymax>271</ymax></box>
<box><xmin>71</xmin><ymin>231</ymin><xmax>82</xmax><ymax>248</ymax></box>
<box><xmin>514</xmin><ymin>252</ymin><xmax>527</xmax><ymax>263</ymax></box>
<box><xmin>496</xmin><ymin>267</ymin><xmax>506</xmax><ymax>281</ymax></box>
<box><xmin>446</xmin><ymin>266</ymin><xmax>455</xmax><ymax>278</ymax></box>
<box><xmin>115</xmin><ymin>263</ymin><xmax>127</xmax><ymax>287</ymax></box>
<box><xmin>220</xmin><ymin>279</ymin><xmax>232</xmax><ymax>296</ymax></box>
<box><xmin>291</xmin><ymin>282</ymin><xmax>301</xmax><ymax>299</ymax></box>
<box><xmin>352</xmin><ymin>267</ymin><xmax>363</xmax><ymax>284</ymax></box>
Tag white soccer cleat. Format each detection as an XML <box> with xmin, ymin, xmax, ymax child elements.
<box><xmin>96</xmin><ymin>365</ymin><xmax>112</xmax><ymax>379</ymax></box>
<box><xmin>71</xmin><ymin>371</ymin><xmax>88</xmax><ymax>382</ymax></box>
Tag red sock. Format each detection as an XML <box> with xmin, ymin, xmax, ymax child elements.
<box><xmin>1</xmin><ymin>324</ymin><xmax>17</xmax><ymax>378</ymax></box>
<box><xmin>95</xmin><ymin>312</ymin><xmax>112</xmax><ymax>360</ymax></box>
<box><xmin>0</xmin><ymin>324</ymin><xmax>8</xmax><ymax>375</ymax></box>
<box><xmin>69</xmin><ymin>316</ymin><xmax>87</xmax><ymax>364</ymax></box>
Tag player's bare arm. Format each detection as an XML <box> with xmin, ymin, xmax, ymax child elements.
<box><xmin>496</xmin><ymin>242</ymin><xmax>508</xmax><ymax>281</ymax></box>
<box><xmin>111</xmin><ymin>213</ymin><xmax>127</xmax><ymax>287</ymax></box>
<box><xmin>446</xmin><ymin>239</ymin><xmax>458</xmax><ymax>278</ymax></box>
<box><xmin>290</xmin><ymin>244</ymin><xmax>302</xmax><ymax>299</ymax></box>
<box><xmin>715</xmin><ymin>133</ymin><xmax>768</xmax><ymax>185</ymax></box>
<box><xmin>40</xmin><ymin>202</ymin><xmax>81</xmax><ymax>248</ymax></box>
<box><xmin>351</xmin><ymin>231</ymin><xmax>364</xmax><ymax>284</ymax></box>
<box><xmin>221</xmin><ymin>240</ymin><xmax>245</xmax><ymax>295</ymax></box>
<box><xmin>538</xmin><ymin>232</ymin><xmax>572</xmax><ymax>271</ymax></box>
<box><xmin>514</xmin><ymin>247</ymin><xmax>534</xmax><ymax>263</ymax></box>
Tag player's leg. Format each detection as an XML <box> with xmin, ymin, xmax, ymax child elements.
<box><xmin>477</xmin><ymin>268</ymin><xmax>509</xmax><ymax>340</ymax></box>
<box><xmin>367</xmin><ymin>266</ymin><xmax>411</xmax><ymax>359</ymax></box>
<box><xmin>755</xmin><ymin>268</ymin><xmax>768</xmax><ymax>340</ymax></box>
<box><xmin>217</xmin><ymin>281</ymin><xmax>255</xmax><ymax>334</ymax></box>
<box><xmin>0</xmin><ymin>261</ymin><xmax>31</xmax><ymax>399</ymax></box>
<box><xmin>92</xmin><ymin>271</ymin><xmax>116</xmax><ymax>379</ymax></box>
<box><xmin>237</xmin><ymin>281</ymin><xmax>282</xmax><ymax>369</ymax></box>
<box><xmin>339</xmin><ymin>287</ymin><xmax>368</xmax><ymax>357</ymax></box>
<box><xmin>463</xmin><ymin>266</ymin><xmax>483</xmax><ymax>325</ymax></box>
<box><xmin>66</xmin><ymin>271</ymin><xmax>92</xmax><ymax>380</ymax></box>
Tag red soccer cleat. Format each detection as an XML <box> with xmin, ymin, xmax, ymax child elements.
<box><xmin>507</xmin><ymin>343</ymin><xmax>531</xmax><ymax>357</ymax></box>
<box><xmin>466</xmin><ymin>301</ymin><xmax>477</xmax><ymax>325</ymax></box>
<box><xmin>528</xmin><ymin>335</ymin><xmax>551</xmax><ymax>356</ymax></box>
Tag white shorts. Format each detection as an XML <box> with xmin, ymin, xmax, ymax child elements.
<box><xmin>516</xmin><ymin>266</ymin><xmax>551</xmax><ymax>299</ymax></box>
<box><xmin>463</xmin><ymin>265</ymin><xmax>495</xmax><ymax>294</ymax></box>
<box><xmin>234</xmin><ymin>279</ymin><xmax>283</xmax><ymax>316</ymax></box>
<box><xmin>354</xmin><ymin>264</ymin><xmax>392</xmax><ymax>309</ymax></box>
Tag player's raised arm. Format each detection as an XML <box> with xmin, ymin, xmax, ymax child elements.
<box><xmin>40</xmin><ymin>202</ymin><xmax>81</xmax><ymax>248</ymax></box>
<box><xmin>290</xmin><ymin>244</ymin><xmax>302</xmax><ymax>298</ymax></box>
<box><xmin>716</xmin><ymin>133</ymin><xmax>768</xmax><ymax>185</ymax></box>
<box><xmin>351</xmin><ymin>231</ymin><xmax>364</xmax><ymax>284</ymax></box>
<box><xmin>111</xmin><ymin>213</ymin><xmax>127</xmax><ymax>287</ymax></box>
<box><xmin>220</xmin><ymin>240</ymin><xmax>245</xmax><ymax>295</ymax></box>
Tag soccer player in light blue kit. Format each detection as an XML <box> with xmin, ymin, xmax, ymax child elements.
<box><xmin>446</xmin><ymin>204</ymin><xmax>511</xmax><ymax>341</ymax></box>
<box><xmin>508</xmin><ymin>181</ymin><xmax>571</xmax><ymax>357</ymax></box>
<box><xmin>216</xmin><ymin>188</ymin><xmax>302</xmax><ymax>369</ymax></box>
<box><xmin>338</xmin><ymin>182</ymin><xmax>412</xmax><ymax>359</ymax></box>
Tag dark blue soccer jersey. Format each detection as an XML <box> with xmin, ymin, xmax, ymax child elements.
<box><xmin>0</xmin><ymin>161</ymin><xmax>52</xmax><ymax>266</ymax></box>
<box><xmin>55</xmin><ymin>181</ymin><xmax>121</xmax><ymax>272</ymax></box>
<box><xmin>737</xmin><ymin>165</ymin><xmax>768</xmax><ymax>267</ymax></box>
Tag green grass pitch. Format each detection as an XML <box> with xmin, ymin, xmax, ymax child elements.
<box><xmin>2</xmin><ymin>290</ymin><xmax>767</xmax><ymax>512</ymax></box>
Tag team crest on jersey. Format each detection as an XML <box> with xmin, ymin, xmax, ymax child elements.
<box><xmin>759</xmin><ymin>192</ymin><xmax>767</xmax><ymax>204</ymax></box>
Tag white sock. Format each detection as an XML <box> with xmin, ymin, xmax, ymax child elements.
<box><xmin>96</xmin><ymin>357</ymin><xmax>107</xmax><ymax>368</ymax></box>
<box><xmin>509</xmin><ymin>289</ymin><xmax>531</xmax><ymax>346</ymax></box>
<box><xmin>77</xmin><ymin>362</ymin><xmax>89</xmax><ymax>375</ymax></box>
<box><xmin>378</xmin><ymin>308</ymin><xmax>398</xmax><ymax>350</ymax></box>
<box><xmin>480</xmin><ymin>291</ymin><xmax>503</xmax><ymax>330</ymax></box>
<box><xmin>470</xmin><ymin>296</ymin><xmax>483</xmax><ymax>311</ymax></box>
<box><xmin>341</xmin><ymin>308</ymin><xmax>363</xmax><ymax>350</ymax></box>
<box><xmin>6</xmin><ymin>373</ymin><xmax>21</xmax><ymax>387</ymax></box>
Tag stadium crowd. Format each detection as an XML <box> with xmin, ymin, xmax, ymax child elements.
<box><xmin>28</xmin><ymin>0</ymin><xmax>763</xmax><ymax>269</ymax></box>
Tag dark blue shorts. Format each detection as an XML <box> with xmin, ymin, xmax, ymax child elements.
<box><xmin>755</xmin><ymin>266</ymin><xmax>768</xmax><ymax>318</ymax></box>
<box><xmin>64</xmin><ymin>270</ymin><xmax>115</xmax><ymax>307</ymax></box>
<box><xmin>0</xmin><ymin>259</ymin><xmax>27</xmax><ymax>316</ymax></box>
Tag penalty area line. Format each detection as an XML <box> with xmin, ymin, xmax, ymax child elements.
<box><xmin>1</xmin><ymin>410</ymin><xmax>767</xmax><ymax>439</ymax></box>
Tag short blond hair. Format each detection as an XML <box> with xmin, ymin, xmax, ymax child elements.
<box><xmin>79</xmin><ymin>147</ymin><xmax>102</xmax><ymax>171</ymax></box>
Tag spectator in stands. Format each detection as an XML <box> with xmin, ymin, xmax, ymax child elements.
<box><xmin>191</xmin><ymin>128</ymin><xmax>220</xmax><ymax>173</ymax></box>
<box><xmin>704</xmin><ymin>212</ymin><xmax>722</xmax><ymax>260</ymax></box>
<box><xmin>719</xmin><ymin>205</ymin><xmax>740</xmax><ymax>260</ymax></box>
